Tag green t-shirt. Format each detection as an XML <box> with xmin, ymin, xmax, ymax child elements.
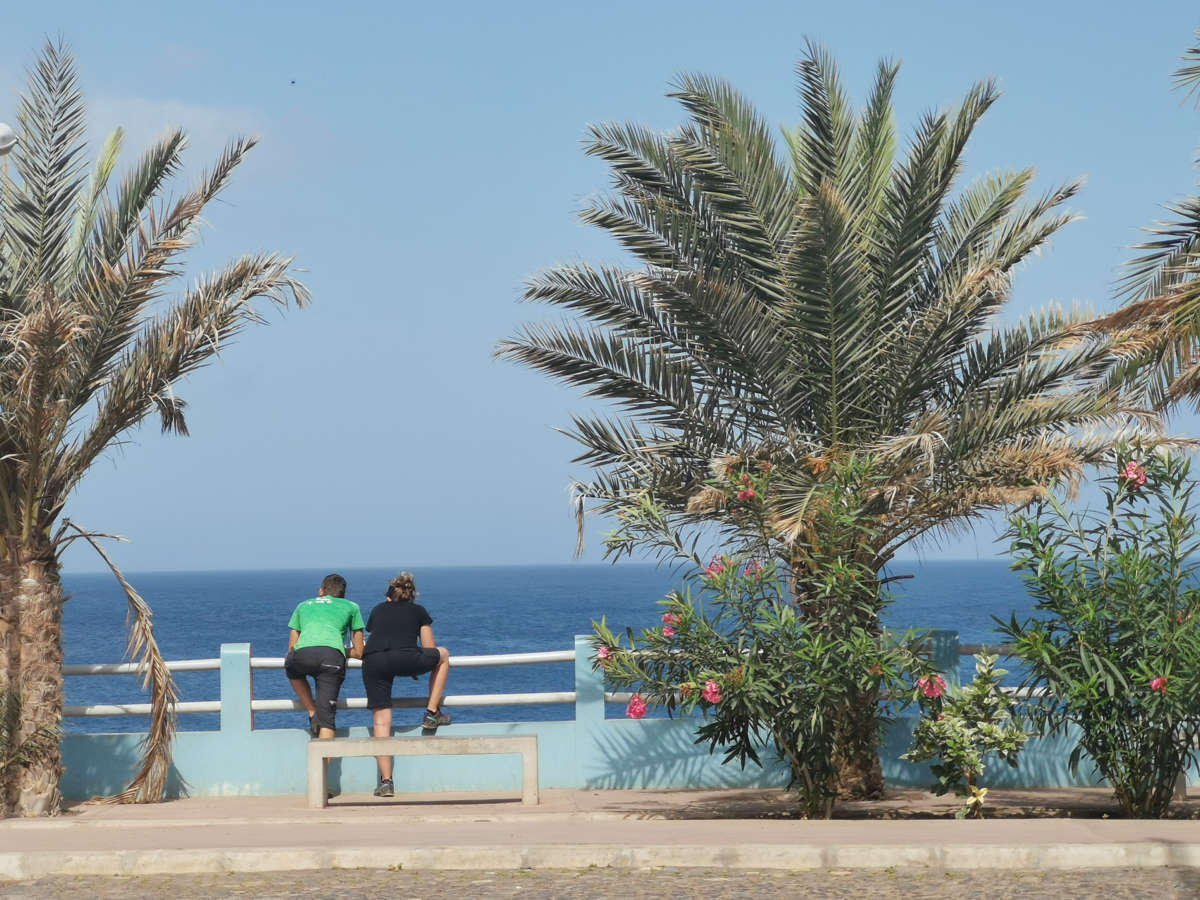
<box><xmin>288</xmin><ymin>596</ymin><xmax>365</xmax><ymax>653</ymax></box>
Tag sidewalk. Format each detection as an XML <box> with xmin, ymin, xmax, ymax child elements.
<box><xmin>1</xmin><ymin>788</ymin><xmax>1198</xmax><ymax>881</ymax></box>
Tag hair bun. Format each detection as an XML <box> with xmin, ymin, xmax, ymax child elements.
<box><xmin>387</xmin><ymin>572</ymin><xmax>417</xmax><ymax>602</ymax></box>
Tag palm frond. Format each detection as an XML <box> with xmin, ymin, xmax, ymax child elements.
<box><xmin>65</xmin><ymin>522</ymin><xmax>179</xmax><ymax>803</ymax></box>
<box><xmin>4</xmin><ymin>39</ymin><xmax>87</xmax><ymax>292</ymax></box>
<box><xmin>1175</xmin><ymin>30</ymin><xmax>1200</xmax><ymax>108</ymax></box>
<box><xmin>64</xmin><ymin>253</ymin><xmax>307</xmax><ymax>493</ymax></box>
<box><xmin>500</xmin><ymin>47</ymin><xmax>1128</xmax><ymax>564</ymax></box>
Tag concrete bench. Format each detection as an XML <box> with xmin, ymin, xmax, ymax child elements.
<box><xmin>306</xmin><ymin>735</ymin><xmax>539</xmax><ymax>808</ymax></box>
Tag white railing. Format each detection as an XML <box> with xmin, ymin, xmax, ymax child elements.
<box><xmin>63</xmin><ymin>659</ymin><xmax>222</xmax><ymax>676</ymax></box>
<box><xmin>63</xmin><ymin>647</ymin><xmax>582</xmax><ymax>718</ymax></box>
<box><xmin>61</xmin><ymin>636</ymin><xmax>1004</xmax><ymax>719</ymax></box>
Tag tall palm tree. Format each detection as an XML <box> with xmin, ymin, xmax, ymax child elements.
<box><xmin>1092</xmin><ymin>31</ymin><xmax>1200</xmax><ymax>410</ymax></box>
<box><xmin>498</xmin><ymin>45</ymin><xmax>1134</xmax><ymax>797</ymax></box>
<box><xmin>0</xmin><ymin>42</ymin><xmax>308</xmax><ymax>816</ymax></box>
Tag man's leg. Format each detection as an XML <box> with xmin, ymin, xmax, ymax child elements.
<box><xmin>290</xmin><ymin>678</ymin><xmax>317</xmax><ymax>717</ymax></box>
<box><xmin>312</xmin><ymin>651</ymin><xmax>346</xmax><ymax>741</ymax></box>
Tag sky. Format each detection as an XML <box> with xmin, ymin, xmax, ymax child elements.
<box><xmin>2</xmin><ymin>1</ymin><xmax>1198</xmax><ymax>573</ymax></box>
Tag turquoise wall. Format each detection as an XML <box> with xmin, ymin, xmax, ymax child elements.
<box><xmin>59</xmin><ymin>635</ymin><xmax>1197</xmax><ymax>799</ymax></box>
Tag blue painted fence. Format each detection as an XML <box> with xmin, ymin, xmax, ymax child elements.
<box><xmin>59</xmin><ymin>632</ymin><xmax>1196</xmax><ymax>799</ymax></box>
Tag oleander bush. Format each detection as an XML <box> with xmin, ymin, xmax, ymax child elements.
<box><xmin>1000</xmin><ymin>448</ymin><xmax>1200</xmax><ymax>818</ymax></box>
<box><xmin>594</xmin><ymin>459</ymin><xmax>932</xmax><ymax>819</ymax></box>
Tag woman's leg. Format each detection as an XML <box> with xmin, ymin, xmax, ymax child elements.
<box><xmin>426</xmin><ymin>647</ymin><xmax>450</xmax><ymax>712</ymax></box>
<box><xmin>372</xmin><ymin>707</ymin><xmax>394</xmax><ymax>781</ymax></box>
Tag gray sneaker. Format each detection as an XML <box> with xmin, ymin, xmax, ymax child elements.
<box><xmin>373</xmin><ymin>778</ymin><xmax>394</xmax><ymax>798</ymax></box>
<box><xmin>422</xmin><ymin>709</ymin><xmax>451</xmax><ymax>729</ymax></box>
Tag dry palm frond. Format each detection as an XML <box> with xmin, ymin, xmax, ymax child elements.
<box><xmin>64</xmin><ymin>522</ymin><xmax>179</xmax><ymax>804</ymax></box>
<box><xmin>686</xmin><ymin>485</ymin><xmax>726</xmax><ymax>514</ymax></box>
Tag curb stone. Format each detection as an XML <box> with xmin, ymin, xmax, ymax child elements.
<box><xmin>3</xmin><ymin>841</ymin><xmax>1200</xmax><ymax>881</ymax></box>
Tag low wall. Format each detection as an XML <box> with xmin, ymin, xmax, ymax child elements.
<box><xmin>60</xmin><ymin>635</ymin><xmax>1196</xmax><ymax>799</ymax></box>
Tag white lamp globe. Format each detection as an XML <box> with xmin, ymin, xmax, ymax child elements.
<box><xmin>0</xmin><ymin>124</ymin><xmax>17</xmax><ymax>156</ymax></box>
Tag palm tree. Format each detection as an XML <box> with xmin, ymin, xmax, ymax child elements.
<box><xmin>498</xmin><ymin>45</ymin><xmax>1134</xmax><ymax>797</ymax></box>
<box><xmin>0</xmin><ymin>42</ymin><xmax>308</xmax><ymax>816</ymax></box>
<box><xmin>1091</xmin><ymin>31</ymin><xmax>1200</xmax><ymax>410</ymax></box>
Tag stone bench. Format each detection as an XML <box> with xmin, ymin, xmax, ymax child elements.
<box><xmin>306</xmin><ymin>734</ymin><xmax>539</xmax><ymax>808</ymax></box>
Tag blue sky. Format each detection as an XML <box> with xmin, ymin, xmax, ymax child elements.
<box><xmin>4</xmin><ymin>1</ymin><xmax>1198</xmax><ymax>572</ymax></box>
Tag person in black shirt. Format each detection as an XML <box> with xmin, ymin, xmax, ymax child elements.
<box><xmin>361</xmin><ymin>572</ymin><xmax>451</xmax><ymax>796</ymax></box>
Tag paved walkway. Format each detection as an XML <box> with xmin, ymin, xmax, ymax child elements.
<box><xmin>0</xmin><ymin>787</ymin><xmax>1197</xmax><ymax>885</ymax></box>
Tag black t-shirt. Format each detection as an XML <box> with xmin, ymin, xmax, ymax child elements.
<box><xmin>364</xmin><ymin>601</ymin><xmax>433</xmax><ymax>653</ymax></box>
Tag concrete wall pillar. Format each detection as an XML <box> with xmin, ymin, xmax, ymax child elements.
<box><xmin>925</xmin><ymin>629</ymin><xmax>960</xmax><ymax>689</ymax></box>
<box><xmin>574</xmin><ymin>634</ymin><xmax>605</xmax><ymax>729</ymax></box>
<box><xmin>219</xmin><ymin>643</ymin><xmax>254</xmax><ymax>734</ymax></box>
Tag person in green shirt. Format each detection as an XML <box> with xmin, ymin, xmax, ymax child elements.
<box><xmin>285</xmin><ymin>573</ymin><xmax>365</xmax><ymax>739</ymax></box>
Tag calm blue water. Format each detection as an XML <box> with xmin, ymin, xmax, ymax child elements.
<box><xmin>61</xmin><ymin>560</ymin><xmax>1035</xmax><ymax>734</ymax></box>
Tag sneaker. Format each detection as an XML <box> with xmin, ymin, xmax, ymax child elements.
<box><xmin>374</xmin><ymin>779</ymin><xmax>394</xmax><ymax>798</ymax></box>
<box><xmin>421</xmin><ymin>709</ymin><xmax>451</xmax><ymax>729</ymax></box>
<box><xmin>308</xmin><ymin>715</ymin><xmax>319</xmax><ymax>737</ymax></box>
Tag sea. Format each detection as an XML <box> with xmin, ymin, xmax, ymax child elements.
<box><xmin>60</xmin><ymin>560</ymin><xmax>1036</xmax><ymax>734</ymax></box>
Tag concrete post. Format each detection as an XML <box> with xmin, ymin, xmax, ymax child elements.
<box><xmin>926</xmin><ymin>629</ymin><xmax>961</xmax><ymax>689</ymax></box>
<box><xmin>219</xmin><ymin>643</ymin><xmax>254</xmax><ymax>734</ymax></box>
<box><xmin>574</xmin><ymin>634</ymin><xmax>605</xmax><ymax>729</ymax></box>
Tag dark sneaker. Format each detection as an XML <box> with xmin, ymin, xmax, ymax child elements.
<box><xmin>374</xmin><ymin>779</ymin><xmax>394</xmax><ymax>798</ymax></box>
<box><xmin>308</xmin><ymin>715</ymin><xmax>319</xmax><ymax>737</ymax></box>
<box><xmin>422</xmin><ymin>709</ymin><xmax>451</xmax><ymax>729</ymax></box>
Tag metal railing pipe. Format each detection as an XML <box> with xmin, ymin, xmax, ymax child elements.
<box><xmin>249</xmin><ymin>650</ymin><xmax>575</xmax><ymax>671</ymax></box>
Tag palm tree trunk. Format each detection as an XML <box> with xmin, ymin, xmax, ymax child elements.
<box><xmin>0</xmin><ymin>558</ymin><xmax>17</xmax><ymax>816</ymax></box>
<box><xmin>11</xmin><ymin>550</ymin><xmax>64</xmax><ymax>816</ymax></box>
<box><xmin>834</xmin><ymin>691</ymin><xmax>885</xmax><ymax>800</ymax></box>
<box><xmin>792</xmin><ymin>563</ymin><xmax>886</xmax><ymax>801</ymax></box>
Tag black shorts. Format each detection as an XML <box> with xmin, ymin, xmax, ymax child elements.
<box><xmin>284</xmin><ymin>645</ymin><xmax>347</xmax><ymax>730</ymax></box>
<box><xmin>362</xmin><ymin>647</ymin><xmax>441</xmax><ymax>710</ymax></box>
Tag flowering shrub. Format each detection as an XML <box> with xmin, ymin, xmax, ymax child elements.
<box><xmin>1002</xmin><ymin>447</ymin><xmax>1200</xmax><ymax>817</ymax></box>
<box><xmin>902</xmin><ymin>655</ymin><xmax>1028</xmax><ymax>818</ymax></box>
<box><xmin>593</xmin><ymin>558</ymin><xmax>927</xmax><ymax>818</ymax></box>
<box><xmin>596</xmin><ymin>454</ymin><xmax>935</xmax><ymax>814</ymax></box>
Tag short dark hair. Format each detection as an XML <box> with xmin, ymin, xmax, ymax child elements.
<box><xmin>319</xmin><ymin>574</ymin><xmax>347</xmax><ymax>598</ymax></box>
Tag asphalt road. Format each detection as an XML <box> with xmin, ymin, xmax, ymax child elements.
<box><xmin>2</xmin><ymin>867</ymin><xmax>1199</xmax><ymax>899</ymax></box>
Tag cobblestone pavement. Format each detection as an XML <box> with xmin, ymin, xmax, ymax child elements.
<box><xmin>2</xmin><ymin>867</ymin><xmax>1199</xmax><ymax>899</ymax></box>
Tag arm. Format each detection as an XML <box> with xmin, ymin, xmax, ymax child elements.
<box><xmin>288</xmin><ymin>629</ymin><xmax>300</xmax><ymax>652</ymax></box>
<box><xmin>419</xmin><ymin>624</ymin><xmax>435</xmax><ymax>649</ymax></box>
<box><xmin>349</xmin><ymin>630</ymin><xmax>365</xmax><ymax>660</ymax></box>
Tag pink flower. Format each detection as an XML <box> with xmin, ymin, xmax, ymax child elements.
<box><xmin>702</xmin><ymin>679</ymin><xmax>722</xmax><ymax>704</ymax></box>
<box><xmin>626</xmin><ymin>694</ymin><xmax>647</xmax><ymax>719</ymax></box>
<box><xmin>937</xmin><ymin>714</ymin><xmax>945</xmax><ymax>721</ymax></box>
<box><xmin>661</xmin><ymin>612</ymin><xmax>679</xmax><ymax>627</ymax></box>
<box><xmin>743</xmin><ymin>561</ymin><xmax>764</xmax><ymax>579</ymax></box>
<box><xmin>662</xmin><ymin>625</ymin><xmax>676</xmax><ymax>638</ymax></box>
<box><xmin>596</xmin><ymin>646</ymin><xmax>611</xmax><ymax>660</ymax></box>
<box><xmin>1151</xmin><ymin>676</ymin><xmax>1168</xmax><ymax>693</ymax></box>
<box><xmin>917</xmin><ymin>675</ymin><xmax>946</xmax><ymax>699</ymax></box>
<box><xmin>736</xmin><ymin>488</ymin><xmax>757</xmax><ymax>501</ymax></box>
<box><xmin>1120</xmin><ymin>461</ymin><xmax>1147</xmax><ymax>489</ymax></box>
<box><xmin>705</xmin><ymin>557</ymin><xmax>726</xmax><ymax>578</ymax></box>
